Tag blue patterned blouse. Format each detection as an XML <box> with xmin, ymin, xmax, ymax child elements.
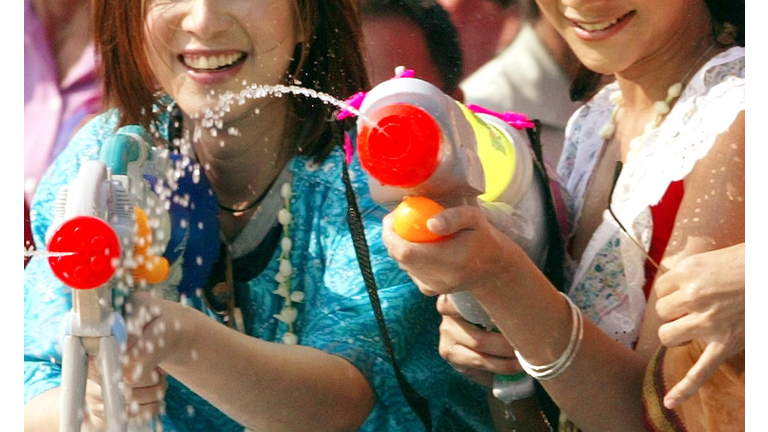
<box><xmin>24</xmin><ymin>110</ymin><xmax>493</xmax><ymax>431</ymax></box>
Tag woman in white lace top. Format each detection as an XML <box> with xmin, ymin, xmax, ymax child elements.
<box><xmin>381</xmin><ymin>0</ymin><xmax>744</xmax><ymax>430</ymax></box>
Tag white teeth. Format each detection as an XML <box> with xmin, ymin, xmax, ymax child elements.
<box><xmin>580</xmin><ymin>18</ymin><xmax>619</xmax><ymax>31</ymax></box>
<box><xmin>183</xmin><ymin>53</ymin><xmax>244</xmax><ymax>70</ymax></box>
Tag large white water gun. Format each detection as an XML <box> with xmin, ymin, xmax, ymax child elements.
<box><xmin>347</xmin><ymin>72</ymin><xmax>549</xmax><ymax>324</ymax></box>
<box><xmin>342</xmin><ymin>70</ymin><xmax>554</xmax><ymax>429</ymax></box>
<box><xmin>44</xmin><ymin>125</ymin><xmax>172</xmax><ymax>432</ymax></box>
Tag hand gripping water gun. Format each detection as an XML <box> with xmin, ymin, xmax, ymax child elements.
<box><xmin>351</xmin><ymin>74</ymin><xmax>549</xmax><ymax>323</ymax></box>
<box><xmin>43</xmin><ymin>122</ymin><xmax>222</xmax><ymax>431</ymax></box>
<box><xmin>44</xmin><ymin>125</ymin><xmax>175</xmax><ymax>432</ymax></box>
<box><xmin>346</xmin><ymin>72</ymin><xmax>554</xmax><ymax>429</ymax></box>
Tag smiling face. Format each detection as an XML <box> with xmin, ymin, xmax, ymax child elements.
<box><xmin>144</xmin><ymin>0</ymin><xmax>301</xmax><ymax>121</ymax></box>
<box><xmin>535</xmin><ymin>0</ymin><xmax>712</xmax><ymax>75</ymax></box>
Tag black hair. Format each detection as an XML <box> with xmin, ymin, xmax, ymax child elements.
<box><xmin>490</xmin><ymin>0</ymin><xmax>517</xmax><ymax>8</ymax></box>
<box><xmin>361</xmin><ymin>0</ymin><xmax>463</xmax><ymax>93</ymax></box>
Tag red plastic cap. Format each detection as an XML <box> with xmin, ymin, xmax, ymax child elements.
<box><xmin>48</xmin><ymin>216</ymin><xmax>121</xmax><ymax>290</ymax></box>
<box><xmin>357</xmin><ymin>103</ymin><xmax>441</xmax><ymax>188</ymax></box>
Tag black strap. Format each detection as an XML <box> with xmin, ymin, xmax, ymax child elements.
<box><xmin>525</xmin><ymin>120</ymin><xmax>567</xmax><ymax>292</ymax></box>
<box><xmin>525</xmin><ymin>120</ymin><xmax>566</xmax><ymax>430</ymax></box>
<box><xmin>338</xmin><ymin>131</ymin><xmax>433</xmax><ymax>432</ymax></box>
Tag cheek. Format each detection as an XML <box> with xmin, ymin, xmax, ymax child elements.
<box><xmin>143</xmin><ymin>17</ymin><xmax>176</xmax><ymax>77</ymax></box>
<box><xmin>241</xmin><ymin>1</ymin><xmax>300</xmax><ymax>51</ymax></box>
<box><xmin>534</xmin><ymin>0</ymin><xmax>560</xmax><ymax>24</ymax></box>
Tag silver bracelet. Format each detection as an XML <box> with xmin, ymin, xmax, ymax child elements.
<box><xmin>515</xmin><ymin>292</ymin><xmax>584</xmax><ymax>381</ymax></box>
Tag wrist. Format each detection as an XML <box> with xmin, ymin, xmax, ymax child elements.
<box><xmin>162</xmin><ymin>303</ymin><xmax>201</xmax><ymax>369</ymax></box>
<box><xmin>471</xmin><ymin>240</ymin><xmax>537</xmax><ymax>301</ymax></box>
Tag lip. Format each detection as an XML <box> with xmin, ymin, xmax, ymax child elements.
<box><xmin>178</xmin><ymin>50</ymin><xmax>248</xmax><ymax>86</ymax></box>
<box><xmin>569</xmin><ymin>11</ymin><xmax>635</xmax><ymax>42</ymax></box>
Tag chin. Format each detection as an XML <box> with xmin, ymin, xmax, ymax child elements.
<box><xmin>176</xmin><ymin>94</ymin><xmax>275</xmax><ymax>128</ymax></box>
<box><xmin>572</xmin><ymin>50</ymin><xmax>624</xmax><ymax>76</ymax></box>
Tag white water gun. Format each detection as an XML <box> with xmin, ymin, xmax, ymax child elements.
<box><xmin>351</xmin><ymin>74</ymin><xmax>549</xmax><ymax>324</ymax></box>
<box><xmin>45</xmin><ymin>125</ymin><xmax>172</xmax><ymax>432</ymax></box>
<box><xmin>346</xmin><ymin>71</ymin><xmax>554</xmax><ymax>429</ymax></box>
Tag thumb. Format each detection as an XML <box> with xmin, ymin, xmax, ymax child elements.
<box><xmin>427</xmin><ymin>206</ymin><xmax>485</xmax><ymax>236</ymax></box>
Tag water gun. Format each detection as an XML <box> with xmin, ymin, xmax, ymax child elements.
<box><xmin>349</xmin><ymin>73</ymin><xmax>549</xmax><ymax>324</ymax></box>
<box><xmin>44</xmin><ymin>125</ymin><xmax>221</xmax><ymax>431</ymax></box>
<box><xmin>345</xmin><ymin>72</ymin><xmax>553</xmax><ymax>425</ymax></box>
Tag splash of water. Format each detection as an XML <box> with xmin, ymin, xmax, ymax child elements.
<box><xmin>24</xmin><ymin>249</ymin><xmax>76</xmax><ymax>259</ymax></box>
<box><xmin>23</xmin><ymin>82</ymin><xmax>387</xmax><ymax>424</ymax></box>
<box><xmin>199</xmin><ymin>83</ymin><xmax>376</xmax><ymax>133</ymax></box>
<box><xmin>28</xmin><ymin>83</ymin><xmax>377</xmax><ymax>270</ymax></box>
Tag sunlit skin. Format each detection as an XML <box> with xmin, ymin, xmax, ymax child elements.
<box><xmin>22</xmin><ymin>1</ymin><xmax>376</xmax><ymax>431</ymax></box>
<box><xmin>540</xmin><ymin>0</ymin><xmax>716</xmax><ymax>261</ymax></box>
<box><xmin>25</xmin><ymin>1</ymin><xmax>382</xmax><ymax>431</ymax></box>
<box><xmin>144</xmin><ymin>0</ymin><xmax>302</xmax><ymax>239</ymax></box>
<box><xmin>381</xmin><ymin>0</ymin><xmax>744</xmax><ymax>430</ymax></box>
<box><xmin>127</xmin><ymin>2</ymin><xmax>376</xmax><ymax>430</ymax></box>
<box><xmin>144</xmin><ymin>0</ymin><xmax>300</xmax><ymax>123</ymax></box>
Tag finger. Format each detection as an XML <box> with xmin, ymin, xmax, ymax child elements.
<box><xmin>436</xmin><ymin>294</ymin><xmax>461</xmax><ymax>317</ymax></box>
<box><xmin>441</xmin><ymin>314</ymin><xmax>517</xmax><ymax>358</ymax></box>
<box><xmin>85</xmin><ymin>377</ymin><xmax>104</xmax><ymax>405</ymax></box>
<box><xmin>127</xmin><ymin>380</ymin><xmax>168</xmax><ymax>407</ymax></box>
<box><xmin>83</xmin><ymin>403</ymin><xmax>106</xmax><ymax>432</ymax></box>
<box><xmin>653</xmin><ymin>267</ymin><xmax>685</xmax><ymax>299</ymax></box>
<box><xmin>426</xmin><ymin>206</ymin><xmax>484</xmax><ymax>236</ymax></box>
<box><xmin>84</xmin><ymin>380</ymin><xmax>106</xmax><ymax>428</ymax></box>
<box><xmin>87</xmin><ymin>356</ymin><xmax>103</xmax><ymax>385</ymax></box>
<box><xmin>127</xmin><ymin>399</ymin><xmax>165</xmax><ymax>422</ymax></box>
<box><xmin>663</xmin><ymin>342</ymin><xmax>728</xmax><ymax>409</ymax></box>
<box><xmin>408</xmin><ymin>274</ymin><xmax>441</xmax><ymax>297</ymax></box>
<box><xmin>655</xmin><ymin>288</ymin><xmax>690</xmax><ymax>322</ymax></box>
<box><xmin>126</xmin><ymin>366</ymin><xmax>164</xmax><ymax>388</ymax></box>
<box><xmin>657</xmin><ymin>314</ymin><xmax>703</xmax><ymax>347</ymax></box>
<box><xmin>123</xmin><ymin>321</ymin><xmax>168</xmax><ymax>385</ymax></box>
<box><xmin>440</xmin><ymin>341</ymin><xmax>521</xmax><ymax>376</ymax></box>
<box><xmin>381</xmin><ymin>212</ymin><xmax>400</xmax><ymax>248</ymax></box>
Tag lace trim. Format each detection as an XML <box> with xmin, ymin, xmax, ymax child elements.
<box><xmin>561</xmin><ymin>47</ymin><xmax>744</xmax><ymax>344</ymax></box>
<box><xmin>612</xmin><ymin>47</ymin><xmax>745</xmax><ymax>229</ymax></box>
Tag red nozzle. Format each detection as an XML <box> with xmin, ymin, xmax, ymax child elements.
<box><xmin>357</xmin><ymin>103</ymin><xmax>441</xmax><ymax>188</ymax></box>
<box><xmin>47</xmin><ymin>216</ymin><xmax>121</xmax><ymax>290</ymax></box>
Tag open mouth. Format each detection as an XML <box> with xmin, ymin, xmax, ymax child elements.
<box><xmin>180</xmin><ymin>52</ymin><xmax>247</xmax><ymax>72</ymax></box>
<box><xmin>574</xmin><ymin>11</ymin><xmax>634</xmax><ymax>32</ymax></box>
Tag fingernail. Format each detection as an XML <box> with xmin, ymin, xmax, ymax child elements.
<box><xmin>663</xmin><ymin>397</ymin><xmax>677</xmax><ymax>409</ymax></box>
<box><xmin>427</xmin><ymin>217</ymin><xmax>444</xmax><ymax>234</ymax></box>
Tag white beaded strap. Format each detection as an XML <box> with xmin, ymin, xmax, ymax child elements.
<box><xmin>515</xmin><ymin>292</ymin><xmax>584</xmax><ymax>381</ymax></box>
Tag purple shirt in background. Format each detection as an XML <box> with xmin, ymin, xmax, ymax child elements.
<box><xmin>24</xmin><ymin>0</ymin><xmax>102</xmax><ymax>205</ymax></box>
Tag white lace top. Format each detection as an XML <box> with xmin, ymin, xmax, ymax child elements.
<box><xmin>557</xmin><ymin>47</ymin><xmax>745</xmax><ymax>347</ymax></box>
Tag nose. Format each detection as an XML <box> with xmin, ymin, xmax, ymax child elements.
<box><xmin>181</xmin><ymin>0</ymin><xmax>232</xmax><ymax>41</ymax></box>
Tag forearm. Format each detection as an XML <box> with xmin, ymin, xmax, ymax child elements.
<box><xmin>472</xmin><ymin>246</ymin><xmax>647</xmax><ymax>432</ymax></box>
<box><xmin>162</xmin><ymin>307</ymin><xmax>376</xmax><ymax>432</ymax></box>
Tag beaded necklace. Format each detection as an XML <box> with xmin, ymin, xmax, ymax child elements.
<box><xmin>272</xmin><ymin>182</ymin><xmax>304</xmax><ymax>345</ymax></box>
<box><xmin>599</xmin><ymin>44</ymin><xmax>717</xmax><ymax>162</ymax></box>
<box><xmin>601</xmin><ymin>43</ymin><xmax>717</xmax><ymax>273</ymax></box>
<box><xmin>209</xmin><ymin>177</ymin><xmax>304</xmax><ymax>344</ymax></box>
<box><xmin>599</xmin><ymin>82</ymin><xmax>683</xmax><ymax>161</ymax></box>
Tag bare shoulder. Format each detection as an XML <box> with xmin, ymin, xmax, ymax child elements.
<box><xmin>663</xmin><ymin>110</ymin><xmax>745</xmax><ymax>265</ymax></box>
